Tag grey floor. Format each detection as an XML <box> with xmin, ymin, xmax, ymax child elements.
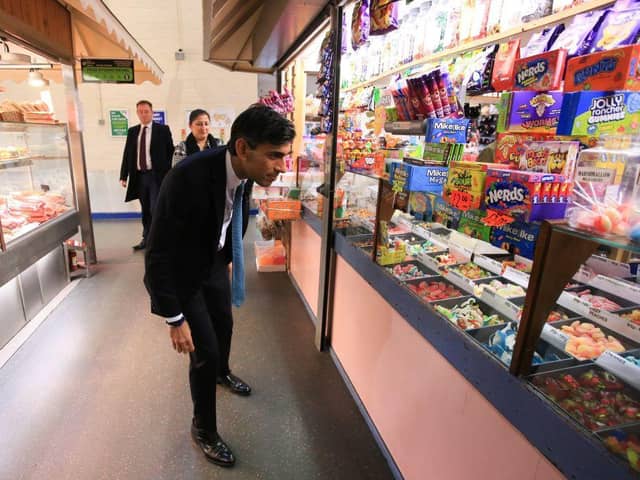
<box><xmin>0</xmin><ymin>219</ymin><xmax>394</xmax><ymax>480</ymax></box>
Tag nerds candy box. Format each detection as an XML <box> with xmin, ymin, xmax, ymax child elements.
<box><xmin>512</xmin><ymin>49</ymin><xmax>567</xmax><ymax>91</ymax></box>
<box><xmin>557</xmin><ymin>90</ymin><xmax>640</xmax><ymax>136</ymax></box>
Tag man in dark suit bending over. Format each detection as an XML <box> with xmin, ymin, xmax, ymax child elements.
<box><xmin>120</xmin><ymin>100</ymin><xmax>174</xmax><ymax>250</ymax></box>
<box><xmin>144</xmin><ymin>105</ymin><xmax>295</xmax><ymax>467</ymax></box>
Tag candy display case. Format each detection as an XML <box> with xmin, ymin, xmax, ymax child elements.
<box><xmin>0</xmin><ymin>122</ymin><xmax>75</xmax><ymax>248</ymax></box>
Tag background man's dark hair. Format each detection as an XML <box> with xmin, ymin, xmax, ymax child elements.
<box><xmin>228</xmin><ymin>104</ymin><xmax>295</xmax><ymax>155</ymax></box>
<box><xmin>136</xmin><ymin>100</ymin><xmax>153</xmax><ymax>109</ymax></box>
<box><xmin>189</xmin><ymin>109</ymin><xmax>210</xmax><ymax>124</ymax></box>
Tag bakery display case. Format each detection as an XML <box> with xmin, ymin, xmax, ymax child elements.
<box><xmin>0</xmin><ymin>122</ymin><xmax>75</xmax><ymax>247</ymax></box>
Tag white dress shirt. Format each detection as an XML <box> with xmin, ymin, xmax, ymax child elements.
<box><xmin>137</xmin><ymin>122</ymin><xmax>153</xmax><ymax>170</ymax></box>
<box><xmin>166</xmin><ymin>150</ymin><xmax>243</xmax><ymax>325</ymax></box>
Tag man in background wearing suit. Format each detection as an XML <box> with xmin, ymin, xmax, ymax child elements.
<box><xmin>119</xmin><ymin>100</ymin><xmax>174</xmax><ymax>250</ymax></box>
<box><xmin>144</xmin><ymin>105</ymin><xmax>295</xmax><ymax>468</ymax></box>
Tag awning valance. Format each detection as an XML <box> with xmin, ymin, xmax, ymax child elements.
<box><xmin>64</xmin><ymin>0</ymin><xmax>163</xmax><ymax>85</ymax></box>
<box><xmin>203</xmin><ymin>0</ymin><xmax>330</xmax><ymax>73</ymax></box>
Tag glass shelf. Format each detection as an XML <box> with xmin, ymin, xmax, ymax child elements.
<box><xmin>550</xmin><ymin>222</ymin><xmax>640</xmax><ymax>255</ymax></box>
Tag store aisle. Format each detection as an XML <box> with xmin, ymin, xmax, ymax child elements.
<box><xmin>0</xmin><ymin>220</ymin><xmax>394</xmax><ymax>480</ymax></box>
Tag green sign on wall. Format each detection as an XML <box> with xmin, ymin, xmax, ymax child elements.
<box><xmin>109</xmin><ymin>109</ymin><xmax>129</xmax><ymax>137</ymax></box>
<box><xmin>81</xmin><ymin>59</ymin><xmax>135</xmax><ymax>84</ymax></box>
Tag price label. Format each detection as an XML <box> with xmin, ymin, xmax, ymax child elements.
<box><xmin>449</xmin><ymin>244</ymin><xmax>473</xmax><ymax>263</ymax></box>
<box><xmin>445</xmin><ymin>269</ymin><xmax>475</xmax><ymax>294</ymax></box>
<box><xmin>481</xmin><ymin>288</ymin><xmax>522</xmax><ymax>321</ymax></box>
<box><xmin>448</xmin><ymin>190</ymin><xmax>473</xmax><ymax>211</ymax></box>
<box><xmin>586</xmin><ymin>307</ymin><xmax>640</xmax><ymax>344</ymax></box>
<box><xmin>557</xmin><ymin>291</ymin><xmax>591</xmax><ymax>317</ymax></box>
<box><xmin>412</xmin><ymin>225</ymin><xmax>431</xmax><ymax>239</ymax></box>
<box><xmin>503</xmin><ymin>266</ymin><xmax>530</xmax><ymax>288</ymax></box>
<box><xmin>474</xmin><ymin>255</ymin><xmax>503</xmax><ymax>276</ymax></box>
<box><xmin>573</xmin><ymin>264</ymin><xmax>594</xmax><ymax>284</ymax></box>
<box><xmin>589</xmin><ymin>275</ymin><xmax>640</xmax><ymax>304</ymax></box>
<box><xmin>586</xmin><ymin>256</ymin><xmax>631</xmax><ymax>279</ymax></box>
<box><xmin>541</xmin><ymin>324</ymin><xmax>570</xmax><ymax>350</ymax></box>
<box><xmin>482</xmin><ymin>209</ymin><xmax>516</xmax><ymax>227</ymax></box>
<box><xmin>417</xmin><ymin>252</ymin><xmax>441</xmax><ymax>273</ymax></box>
<box><xmin>596</xmin><ymin>351</ymin><xmax>640</xmax><ymax>390</ymax></box>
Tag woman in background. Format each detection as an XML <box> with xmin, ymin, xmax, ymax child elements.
<box><xmin>172</xmin><ymin>109</ymin><xmax>221</xmax><ymax>166</ymax></box>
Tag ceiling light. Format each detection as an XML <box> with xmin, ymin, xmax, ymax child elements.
<box><xmin>0</xmin><ymin>38</ymin><xmax>31</xmax><ymax>65</ymax></box>
<box><xmin>28</xmin><ymin>70</ymin><xmax>47</xmax><ymax>87</ymax></box>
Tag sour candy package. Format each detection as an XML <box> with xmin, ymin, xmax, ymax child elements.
<box><xmin>370</xmin><ymin>0</ymin><xmax>399</xmax><ymax>35</ymax></box>
<box><xmin>351</xmin><ymin>0</ymin><xmax>370</xmax><ymax>50</ymax></box>
<box><xmin>491</xmin><ymin>39</ymin><xmax>521</xmax><ymax>92</ymax></box>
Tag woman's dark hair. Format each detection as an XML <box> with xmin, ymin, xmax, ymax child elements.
<box><xmin>189</xmin><ymin>109</ymin><xmax>210</xmax><ymax>125</ymax></box>
<box><xmin>228</xmin><ymin>104</ymin><xmax>295</xmax><ymax>155</ymax></box>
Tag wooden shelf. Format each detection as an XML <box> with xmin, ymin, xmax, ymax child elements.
<box><xmin>341</xmin><ymin>0</ymin><xmax>614</xmax><ymax>93</ymax></box>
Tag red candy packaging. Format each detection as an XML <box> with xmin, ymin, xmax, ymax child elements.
<box><xmin>491</xmin><ymin>39</ymin><xmax>521</xmax><ymax>92</ymax></box>
<box><xmin>512</xmin><ymin>49</ymin><xmax>568</xmax><ymax>91</ymax></box>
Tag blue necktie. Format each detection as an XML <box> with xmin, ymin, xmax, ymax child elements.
<box><xmin>231</xmin><ymin>182</ymin><xmax>245</xmax><ymax>307</ymax></box>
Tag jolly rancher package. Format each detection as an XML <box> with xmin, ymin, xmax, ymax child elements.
<box><xmin>557</xmin><ymin>90</ymin><xmax>640</xmax><ymax>136</ymax></box>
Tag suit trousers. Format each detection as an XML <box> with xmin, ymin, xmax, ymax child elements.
<box><xmin>138</xmin><ymin>171</ymin><xmax>159</xmax><ymax>240</ymax></box>
<box><xmin>181</xmin><ymin>251</ymin><xmax>233</xmax><ymax>434</ymax></box>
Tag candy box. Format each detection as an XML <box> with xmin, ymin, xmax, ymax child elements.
<box><xmin>512</xmin><ymin>49</ymin><xmax>568</xmax><ymax>91</ymax></box>
<box><xmin>425</xmin><ymin>118</ymin><xmax>470</xmax><ymax>143</ymax></box>
<box><xmin>408</xmin><ymin>191</ymin><xmax>437</xmax><ymax>220</ymax></box>
<box><xmin>484</xmin><ymin>169</ymin><xmax>566</xmax><ymax>220</ymax></box>
<box><xmin>423</xmin><ymin>142</ymin><xmax>465</xmax><ymax>165</ymax></box>
<box><xmin>444</xmin><ymin>162</ymin><xmax>494</xmax><ymax>211</ymax></box>
<box><xmin>518</xmin><ymin>141</ymin><xmax>580</xmax><ymax>177</ymax></box>
<box><xmin>494</xmin><ymin>132</ymin><xmax>597</xmax><ymax>165</ymax></box>
<box><xmin>433</xmin><ymin>195</ymin><xmax>462</xmax><ymax>229</ymax></box>
<box><xmin>389</xmin><ymin>162</ymin><xmax>448</xmax><ymax>192</ymax></box>
<box><xmin>565</xmin><ymin>45</ymin><xmax>640</xmax><ymax>93</ymax></box>
<box><xmin>457</xmin><ymin>209</ymin><xmax>492</xmax><ymax>241</ymax></box>
<box><xmin>557</xmin><ymin>90</ymin><xmax>640</xmax><ymax>137</ymax></box>
<box><xmin>490</xmin><ymin>220</ymin><xmax>541</xmax><ymax>259</ymax></box>
<box><xmin>497</xmin><ymin>91</ymin><xmax>564</xmax><ymax>133</ymax></box>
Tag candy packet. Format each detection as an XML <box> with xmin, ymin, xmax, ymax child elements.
<box><xmin>486</xmin><ymin>0</ymin><xmax>505</xmax><ymax>34</ymax></box>
<box><xmin>370</xmin><ymin>0</ymin><xmax>399</xmax><ymax>36</ymax></box>
<box><xmin>520</xmin><ymin>0</ymin><xmax>553</xmax><ymax>23</ymax></box>
<box><xmin>549</xmin><ymin>10</ymin><xmax>608</xmax><ymax>57</ymax></box>
<box><xmin>521</xmin><ymin>25</ymin><xmax>564</xmax><ymax>57</ymax></box>
<box><xmin>593</xmin><ymin>7</ymin><xmax>640</xmax><ymax>51</ymax></box>
<box><xmin>491</xmin><ymin>39</ymin><xmax>520</xmax><ymax>92</ymax></box>
<box><xmin>465</xmin><ymin>45</ymin><xmax>499</xmax><ymax>95</ymax></box>
<box><xmin>552</xmin><ymin>0</ymin><xmax>585</xmax><ymax>13</ymax></box>
<box><xmin>351</xmin><ymin>0</ymin><xmax>370</xmax><ymax>50</ymax></box>
<box><xmin>500</xmin><ymin>4</ymin><xmax>522</xmax><ymax>31</ymax></box>
<box><xmin>443</xmin><ymin>3</ymin><xmax>462</xmax><ymax>49</ymax></box>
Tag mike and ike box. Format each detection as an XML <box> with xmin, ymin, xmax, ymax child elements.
<box><xmin>564</xmin><ymin>45</ymin><xmax>640</xmax><ymax>93</ymax></box>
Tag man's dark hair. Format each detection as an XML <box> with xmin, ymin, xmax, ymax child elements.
<box><xmin>189</xmin><ymin>109</ymin><xmax>210</xmax><ymax>124</ymax></box>
<box><xmin>228</xmin><ymin>104</ymin><xmax>295</xmax><ymax>155</ymax></box>
<box><xmin>136</xmin><ymin>100</ymin><xmax>153</xmax><ymax>110</ymax></box>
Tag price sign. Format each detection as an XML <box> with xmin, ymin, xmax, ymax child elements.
<box><xmin>448</xmin><ymin>191</ymin><xmax>473</xmax><ymax>211</ymax></box>
<box><xmin>449</xmin><ymin>244</ymin><xmax>473</xmax><ymax>263</ymax></box>
<box><xmin>541</xmin><ymin>324</ymin><xmax>570</xmax><ymax>350</ymax></box>
<box><xmin>481</xmin><ymin>288</ymin><xmax>522</xmax><ymax>321</ymax></box>
<box><xmin>81</xmin><ymin>59</ymin><xmax>134</xmax><ymax>83</ymax></box>
<box><xmin>503</xmin><ymin>266</ymin><xmax>530</xmax><ymax>288</ymax></box>
<box><xmin>482</xmin><ymin>209</ymin><xmax>516</xmax><ymax>227</ymax></box>
<box><xmin>474</xmin><ymin>254</ymin><xmax>503</xmax><ymax>276</ymax></box>
<box><xmin>444</xmin><ymin>269</ymin><xmax>475</xmax><ymax>294</ymax></box>
<box><xmin>586</xmin><ymin>256</ymin><xmax>631</xmax><ymax>278</ymax></box>
<box><xmin>589</xmin><ymin>275</ymin><xmax>640</xmax><ymax>304</ymax></box>
<box><xmin>596</xmin><ymin>351</ymin><xmax>640</xmax><ymax>390</ymax></box>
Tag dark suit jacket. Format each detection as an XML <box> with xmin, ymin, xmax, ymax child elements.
<box><xmin>144</xmin><ymin>146</ymin><xmax>253</xmax><ymax>318</ymax></box>
<box><xmin>119</xmin><ymin>122</ymin><xmax>174</xmax><ymax>202</ymax></box>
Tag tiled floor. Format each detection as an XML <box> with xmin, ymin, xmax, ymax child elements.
<box><xmin>0</xmin><ymin>219</ymin><xmax>394</xmax><ymax>480</ymax></box>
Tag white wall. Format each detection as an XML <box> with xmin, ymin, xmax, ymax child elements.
<box><xmin>79</xmin><ymin>0</ymin><xmax>258</xmax><ymax>213</ymax></box>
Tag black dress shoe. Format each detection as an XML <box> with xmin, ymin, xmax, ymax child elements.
<box><xmin>132</xmin><ymin>240</ymin><xmax>146</xmax><ymax>250</ymax></box>
<box><xmin>191</xmin><ymin>422</ymin><xmax>235</xmax><ymax>467</ymax></box>
<box><xmin>217</xmin><ymin>373</ymin><xmax>252</xmax><ymax>396</ymax></box>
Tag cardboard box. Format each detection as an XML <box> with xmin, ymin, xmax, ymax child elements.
<box><xmin>433</xmin><ymin>196</ymin><xmax>462</xmax><ymax>229</ymax></box>
<box><xmin>484</xmin><ymin>169</ymin><xmax>567</xmax><ymax>220</ymax></box>
<box><xmin>494</xmin><ymin>132</ymin><xmax>597</xmax><ymax>165</ymax></box>
<box><xmin>389</xmin><ymin>162</ymin><xmax>448</xmax><ymax>192</ymax></box>
<box><xmin>458</xmin><ymin>210</ymin><xmax>492</xmax><ymax>241</ymax></box>
<box><xmin>557</xmin><ymin>90</ymin><xmax>640</xmax><ymax>137</ymax></box>
<box><xmin>444</xmin><ymin>162</ymin><xmax>494</xmax><ymax>211</ymax></box>
<box><xmin>518</xmin><ymin>141</ymin><xmax>580</xmax><ymax>177</ymax></box>
<box><xmin>423</xmin><ymin>142</ymin><xmax>465</xmax><ymax>165</ymax></box>
<box><xmin>497</xmin><ymin>91</ymin><xmax>564</xmax><ymax>133</ymax></box>
<box><xmin>565</xmin><ymin>45</ymin><xmax>640</xmax><ymax>93</ymax></box>
<box><xmin>490</xmin><ymin>221</ymin><xmax>541</xmax><ymax>259</ymax></box>
<box><xmin>425</xmin><ymin>118</ymin><xmax>470</xmax><ymax>144</ymax></box>
<box><xmin>512</xmin><ymin>49</ymin><xmax>568</xmax><ymax>91</ymax></box>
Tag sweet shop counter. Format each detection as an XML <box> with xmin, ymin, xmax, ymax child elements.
<box><xmin>329</xmin><ymin>227</ymin><xmax>637</xmax><ymax>480</ymax></box>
